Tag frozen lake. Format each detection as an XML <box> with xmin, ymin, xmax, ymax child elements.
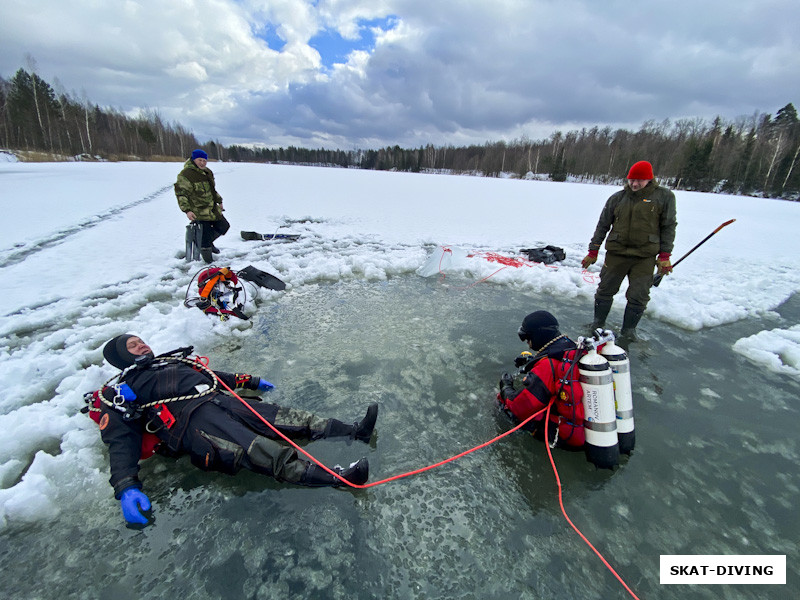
<box><xmin>2</xmin><ymin>161</ymin><xmax>798</xmax><ymax>598</ymax></box>
<box><xmin>2</xmin><ymin>274</ymin><xmax>797</xmax><ymax>599</ymax></box>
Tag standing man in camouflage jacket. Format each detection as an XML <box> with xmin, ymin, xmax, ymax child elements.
<box><xmin>581</xmin><ymin>160</ymin><xmax>677</xmax><ymax>340</ymax></box>
<box><xmin>175</xmin><ymin>149</ymin><xmax>230</xmax><ymax>263</ymax></box>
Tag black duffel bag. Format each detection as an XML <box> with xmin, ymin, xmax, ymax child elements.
<box><xmin>519</xmin><ymin>245</ymin><xmax>566</xmax><ymax>264</ymax></box>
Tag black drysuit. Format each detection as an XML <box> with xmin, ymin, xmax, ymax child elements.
<box><xmin>99</xmin><ymin>357</ymin><xmax>349</xmax><ymax>498</ymax></box>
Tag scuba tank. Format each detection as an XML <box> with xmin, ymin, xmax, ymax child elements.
<box><xmin>600</xmin><ymin>335</ymin><xmax>635</xmax><ymax>455</ymax></box>
<box><xmin>578</xmin><ymin>335</ymin><xmax>619</xmax><ymax>469</ymax></box>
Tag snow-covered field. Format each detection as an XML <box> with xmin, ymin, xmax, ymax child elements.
<box><xmin>1</xmin><ymin>158</ymin><xmax>799</xmax><ymax>529</ymax></box>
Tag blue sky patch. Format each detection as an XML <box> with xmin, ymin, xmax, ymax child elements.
<box><xmin>257</xmin><ymin>23</ymin><xmax>287</xmax><ymax>52</ymax></box>
<box><xmin>310</xmin><ymin>16</ymin><xmax>398</xmax><ymax>68</ymax></box>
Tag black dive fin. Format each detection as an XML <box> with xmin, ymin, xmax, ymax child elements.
<box><xmin>241</xmin><ymin>230</ymin><xmax>301</xmax><ymax>242</ymax></box>
<box><xmin>238</xmin><ymin>265</ymin><xmax>287</xmax><ymax>291</ymax></box>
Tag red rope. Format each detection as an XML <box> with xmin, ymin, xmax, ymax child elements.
<box><xmin>214</xmin><ymin>371</ymin><xmax>547</xmax><ymax>488</ymax></box>
<box><xmin>543</xmin><ymin>403</ymin><xmax>642</xmax><ymax>600</ymax></box>
<box><xmin>581</xmin><ymin>268</ymin><xmax>599</xmax><ymax>284</ymax></box>
<box><xmin>451</xmin><ymin>266</ymin><xmax>509</xmax><ymax>290</ymax></box>
<box><xmin>436</xmin><ymin>246</ymin><xmax>510</xmax><ymax>290</ymax></box>
<box><xmin>436</xmin><ymin>246</ymin><xmax>600</xmax><ymax>288</ymax></box>
<box><xmin>213</xmin><ymin>369</ymin><xmax>639</xmax><ymax>598</ymax></box>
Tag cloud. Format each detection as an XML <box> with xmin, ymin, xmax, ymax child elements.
<box><xmin>1</xmin><ymin>0</ymin><xmax>798</xmax><ymax>149</ymax></box>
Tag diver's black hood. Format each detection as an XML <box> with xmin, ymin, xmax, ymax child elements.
<box><xmin>103</xmin><ymin>334</ymin><xmax>140</xmax><ymax>369</ymax></box>
<box><xmin>519</xmin><ymin>310</ymin><xmax>561</xmax><ymax>351</ymax></box>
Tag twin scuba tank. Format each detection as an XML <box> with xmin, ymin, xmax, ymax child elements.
<box><xmin>578</xmin><ymin>329</ymin><xmax>635</xmax><ymax>469</ymax></box>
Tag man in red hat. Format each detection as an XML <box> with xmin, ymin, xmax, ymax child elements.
<box><xmin>581</xmin><ymin>160</ymin><xmax>677</xmax><ymax>340</ymax></box>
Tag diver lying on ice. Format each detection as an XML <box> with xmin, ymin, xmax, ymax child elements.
<box><xmin>85</xmin><ymin>334</ymin><xmax>378</xmax><ymax>527</ymax></box>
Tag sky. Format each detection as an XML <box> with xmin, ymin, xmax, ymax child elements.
<box><xmin>1</xmin><ymin>0</ymin><xmax>799</xmax><ymax>150</ymax></box>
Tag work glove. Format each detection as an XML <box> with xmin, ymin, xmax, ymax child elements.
<box><xmin>119</xmin><ymin>486</ymin><xmax>151</xmax><ymax>527</ymax></box>
<box><xmin>657</xmin><ymin>253</ymin><xmax>672</xmax><ymax>276</ymax></box>
<box><xmin>581</xmin><ymin>250</ymin><xmax>598</xmax><ymax>269</ymax></box>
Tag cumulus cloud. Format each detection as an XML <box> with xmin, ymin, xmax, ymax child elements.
<box><xmin>0</xmin><ymin>0</ymin><xmax>798</xmax><ymax>149</ymax></box>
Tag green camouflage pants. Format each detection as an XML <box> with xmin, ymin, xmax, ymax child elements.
<box><xmin>274</xmin><ymin>405</ymin><xmax>330</xmax><ymax>434</ymax></box>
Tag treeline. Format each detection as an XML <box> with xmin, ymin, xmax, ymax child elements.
<box><xmin>0</xmin><ymin>67</ymin><xmax>209</xmax><ymax>159</ymax></box>
<box><xmin>2</xmin><ymin>67</ymin><xmax>799</xmax><ymax>199</ymax></box>
<box><xmin>232</xmin><ymin>105</ymin><xmax>800</xmax><ymax>199</ymax></box>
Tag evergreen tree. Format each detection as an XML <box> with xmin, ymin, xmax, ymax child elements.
<box><xmin>774</xmin><ymin>103</ymin><xmax>798</xmax><ymax>128</ymax></box>
<box><xmin>679</xmin><ymin>138</ymin><xmax>714</xmax><ymax>191</ymax></box>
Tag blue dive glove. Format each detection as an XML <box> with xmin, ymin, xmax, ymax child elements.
<box><xmin>257</xmin><ymin>378</ymin><xmax>275</xmax><ymax>391</ymax></box>
<box><xmin>119</xmin><ymin>487</ymin><xmax>151</xmax><ymax>526</ymax></box>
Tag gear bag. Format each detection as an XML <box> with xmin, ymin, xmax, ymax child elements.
<box><xmin>185</xmin><ymin>266</ymin><xmax>248</xmax><ymax>320</ymax></box>
<box><xmin>520</xmin><ymin>245</ymin><xmax>566</xmax><ymax>264</ymax></box>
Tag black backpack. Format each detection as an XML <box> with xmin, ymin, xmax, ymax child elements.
<box><xmin>520</xmin><ymin>245</ymin><xmax>566</xmax><ymax>264</ymax></box>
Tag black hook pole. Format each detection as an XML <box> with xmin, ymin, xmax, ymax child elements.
<box><xmin>653</xmin><ymin>219</ymin><xmax>735</xmax><ymax>287</ymax></box>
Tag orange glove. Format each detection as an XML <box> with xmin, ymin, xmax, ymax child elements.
<box><xmin>657</xmin><ymin>253</ymin><xmax>672</xmax><ymax>276</ymax></box>
<box><xmin>581</xmin><ymin>250</ymin><xmax>598</xmax><ymax>269</ymax></box>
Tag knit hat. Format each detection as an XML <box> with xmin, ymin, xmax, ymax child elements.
<box><xmin>518</xmin><ymin>311</ymin><xmax>561</xmax><ymax>350</ymax></box>
<box><xmin>627</xmin><ymin>160</ymin><xmax>654</xmax><ymax>180</ymax></box>
<box><xmin>103</xmin><ymin>334</ymin><xmax>139</xmax><ymax>369</ymax></box>
<box><xmin>191</xmin><ymin>149</ymin><xmax>208</xmax><ymax>160</ymax></box>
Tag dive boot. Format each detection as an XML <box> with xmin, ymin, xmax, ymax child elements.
<box><xmin>301</xmin><ymin>458</ymin><xmax>369</xmax><ymax>487</ymax></box>
<box><xmin>200</xmin><ymin>247</ymin><xmax>214</xmax><ymax>264</ymax></box>
<box><xmin>211</xmin><ymin>243</ymin><xmax>221</xmax><ymax>254</ymax></box>
<box><xmin>322</xmin><ymin>404</ymin><xmax>379</xmax><ymax>442</ymax></box>
<box><xmin>353</xmin><ymin>403</ymin><xmax>378</xmax><ymax>442</ymax></box>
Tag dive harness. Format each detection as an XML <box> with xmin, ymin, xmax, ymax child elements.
<box><xmin>82</xmin><ymin>346</ymin><xmax>220</xmax><ymax>432</ymax></box>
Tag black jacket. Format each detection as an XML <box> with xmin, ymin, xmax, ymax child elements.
<box><xmin>99</xmin><ymin>359</ymin><xmax>272</xmax><ymax>497</ymax></box>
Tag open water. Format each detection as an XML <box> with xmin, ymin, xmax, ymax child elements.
<box><xmin>2</xmin><ymin>275</ymin><xmax>798</xmax><ymax>599</ymax></box>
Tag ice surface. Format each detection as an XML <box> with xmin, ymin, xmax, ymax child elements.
<box><xmin>1</xmin><ymin>161</ymin><xmax>799</xmax><ymax>598</ymax></box>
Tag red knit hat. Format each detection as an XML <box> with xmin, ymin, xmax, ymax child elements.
<box><xmin>627</xmin><ymin>160</ymin><xmax>654</xmax><ymax>180</ymax></box>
